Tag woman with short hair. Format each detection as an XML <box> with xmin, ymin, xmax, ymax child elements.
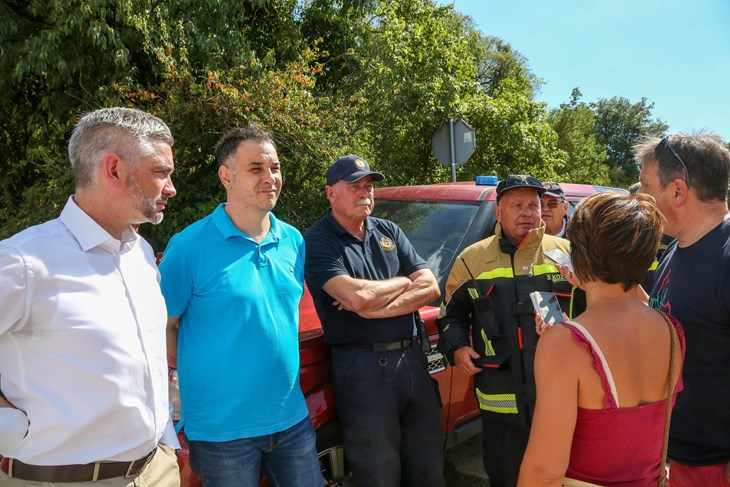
<box><xmin>518</xmin><ymin>191</ymin><xmax>685</xmax><ymax>487</ymax></box>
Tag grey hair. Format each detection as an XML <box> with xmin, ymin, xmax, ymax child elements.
<box><xmin>68</xmin><ymin>107</ymin><xmax>174</xmax><ymax>189</ymax></box>
<box><xmin>633</xmin><ymin>132</ymin><xmax>730</xmax><ymax>202</ymax></box>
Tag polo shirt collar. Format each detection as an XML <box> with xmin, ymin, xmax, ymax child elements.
<box><xmin>324</xmin><ymin>208</ymin><xmax>371</xmax><ymax>238</ymax></box>
<box><xmin>61</xmin><ymin>196</ymin><xmax>137</xmax><ymax>252</ymax></box>
<box><xmin>212</xmin><ymin>203</ymin><xmax>283</xmax><ymax>244</ymax></box>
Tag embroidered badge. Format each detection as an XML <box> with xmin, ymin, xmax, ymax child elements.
<box><xmin>379</xmin><ymin>236</ymin><xmax>395</xmax><ymax>251</ymax></box>
<box><xmin>355</xmin><ymin>158</ymin><xmax>366</xmax><ymax>169</ymax></box>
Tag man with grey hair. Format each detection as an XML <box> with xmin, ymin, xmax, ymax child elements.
<box><xmin>636</xmin><ymin>133</ymin><xmax>730</xmax><ymax>486</ymax></box>
<box><xmin>0</xmin><ymin>107</ymin><xmax>180</xmax><ymax>485</ymax></box>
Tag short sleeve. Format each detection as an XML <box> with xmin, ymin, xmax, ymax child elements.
<box><xmin>158</xmin><ymin>235</ymin><xmax>194</xmax><ymax>318</ymax></box>
<box><xmin>304</xmin><ymin>229</ymin><xmax>349</xmax><ymax>292</ymax></box>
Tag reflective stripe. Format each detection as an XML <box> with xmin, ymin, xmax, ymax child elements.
<box><xmin>480</xmin><ymin>329</ymin><xmax>496</xmax><ymax>356</ymax></box>
<box><xmin>532</xmin><ymin>263</ymin><xmax>559</xmax><ymax>275</ymax></box>
<box><xmin>468</xmin><ymin>287</ymin><xmax>479</xmax><ymax>299</ymax></box>
<box><xmin>569</xmin><ymin>285</ymin><xmax>578</xmax><ymax>318</ymax></box>
<box><xmin>476</xmin><ymin>267</ymin><xmax>513</xmax><ymax>280</ymax></box>
<box><xmin>477</xmin><ymin>263</ymin><xmax>561</xmax><ymax>278</ymax></box>
<box><xmin>476</xmin><ymin>388</ymin><xmax>518</xmax><ymax>414</ymax></box>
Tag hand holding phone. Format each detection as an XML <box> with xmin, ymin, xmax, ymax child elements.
<box><xmin>530</xmin><ymin>291</ymin><xmax>564</xmax><ymax>330</ymax></box>
<box><xmin>543</xmin><ymin>248</ymin><xmax>573</xmax><ymax>272</ymax></box>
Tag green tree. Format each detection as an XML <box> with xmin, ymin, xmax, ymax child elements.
<box><xmin>456</xmin><ymin>79</ymin><xmax>564</xmax><ymax>182</ymax></box>
<box><xmin>472</xmin><ymin>33</ymin><xmax>540</xmax><ymax>99</ymax></box>
<box><xmin>0</xmin><ymin>0</ymin><xmax>349</xmax><ymax>249</ymax></box>
<box><xmin>0</xmin><ymin>0</ymin><xmax>605</xmax><ymax>250</ymax></box>
<box><xmin>548</xmin><ymin>88</ymin><xmax>609</xmax><ymax>184</ymax></box>
<box><xmin>299</xmin><ymin>0</ymin><xmax>561</xmax><ymax>184</ymax></box>
<box><xmin>591</xmin><ymin>96</ymin><xmax>668</xmax><ymax>186</ymax></box>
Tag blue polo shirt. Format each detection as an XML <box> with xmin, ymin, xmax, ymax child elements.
<box><xmin>159</xmin><ymin>204</ymin><xmax>308</xmax><ymax>441</ymax></box>
<box><xmin>304</xmin><ymin>209</ymin><xmax>428</xmax><ymax>344</ymax></box>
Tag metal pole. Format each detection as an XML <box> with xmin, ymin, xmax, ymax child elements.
<box><xmin>449</xmin><ymin>118</ymin><xmax>456</xmax><ymax>182</ymax></box>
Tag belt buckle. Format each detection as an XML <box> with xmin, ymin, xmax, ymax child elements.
<box><xmin>125</xmin><ymin>450</ymin><xmax>153</xmax><ymax>479</ymax></box>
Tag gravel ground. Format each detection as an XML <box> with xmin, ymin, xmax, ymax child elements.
<box><xmin>444</xmin><ymin>432</ymin><xmax>490</xmax><ymax>486</ymax></box>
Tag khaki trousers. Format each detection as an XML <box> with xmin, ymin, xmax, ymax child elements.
<box><xmin>0</xmin><ymin>445</ymin><xmax>180</xmax><ymax>487</ymax></box>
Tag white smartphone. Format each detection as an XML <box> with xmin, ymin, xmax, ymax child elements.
<box><xmin>543</xmin><ymin>248</ymin><xmax>574</xmax><ymax>272</ymax></box>
<box><xmin>529</xmin><ymin>291</ymin><xmax>564</xmax><ymax>328</ymax></box>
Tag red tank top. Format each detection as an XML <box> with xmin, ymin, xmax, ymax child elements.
<box><xmin>562</xmin><ymin>317</ymin><xmax>685</xmax><ymax>487</ymax></box>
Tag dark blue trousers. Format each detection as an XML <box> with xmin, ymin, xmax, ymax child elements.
<box><xmin>331</xmin><ymin>342</ymin><xmax>445</xmax><ymax>487</ymax></box>
<box><xmin>480</xmin><ymin>410</ymin><xmax>530</xmax><ymax>487</ymax></box>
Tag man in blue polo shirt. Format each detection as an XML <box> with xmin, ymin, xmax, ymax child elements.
<box><xmin>305</xmin><ymin>155</ymin><xmax>445</xmax><ymax>487</ymax></box>
<box><xmin>159</xmin><ymin>127</ymin><xmax>322</xmax><ymax>487</ymax></box>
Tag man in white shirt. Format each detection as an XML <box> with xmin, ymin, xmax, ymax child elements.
<box><xmin>0</xmin><ymin>107</ymin><xmax>180</xmax><ymax>486</ymax></box>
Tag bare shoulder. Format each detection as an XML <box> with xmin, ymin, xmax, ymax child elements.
<box><xmin>536</xmin><ymin>323</ymin><xmax>586</xmax><ymax>370</ymax></box>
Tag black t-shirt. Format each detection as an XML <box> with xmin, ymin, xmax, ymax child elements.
<box><xmin>304</xmin><ymin>210</ymin><xmax>428</xmax><ymax>344</ymax></box>
<box><xmin>649</xmin><ymin>219</ymin><xmax>730</xmax><ymax>465</ymax></box>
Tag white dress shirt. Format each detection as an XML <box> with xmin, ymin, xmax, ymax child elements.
<box><xmin>0</xmin><ymin>196</ymin><xmax>178</xmax><ymax>465</ymax></box>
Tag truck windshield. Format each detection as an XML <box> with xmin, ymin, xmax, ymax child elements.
<box><xmin>372</xmin><ymin>200</ymin><xmax>481</xmax><ymax>282</ymax></box>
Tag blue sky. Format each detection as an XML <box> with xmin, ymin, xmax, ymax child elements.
<box><xmin>449</xmin><ymin>0</ymin><xmax>730</xmax><ymax>140</ymax></box>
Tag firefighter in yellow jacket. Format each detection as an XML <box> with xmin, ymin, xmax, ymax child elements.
<box><xmin>436</xmin><ymin>175</ymin><xmax>585</xmax><ymax>487</ymax></box>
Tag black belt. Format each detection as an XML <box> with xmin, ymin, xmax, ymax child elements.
<box><xmin>1</xmin><ymin>448</ymin><xmax>156</xmax><ymax>482</ymax></box>
<box><xmin>334</xmin><ymin>338</ymin><xmax>413</xmax><ymax>353</ymax></box>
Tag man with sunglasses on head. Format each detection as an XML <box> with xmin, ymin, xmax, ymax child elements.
<box><xmin>636</xmin><ymin>133</ymin><xmax>730</xmax><ymax>487</ymax></box>
<box><xmin>540</xmin><ymin>182</ymin><xmax>569</xmax><ymax>238</ymax></box>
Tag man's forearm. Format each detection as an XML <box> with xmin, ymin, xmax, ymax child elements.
<box><xmin>166</xmin><ymin>317</ymin><xmax>180</xmax><ymax>363</ymax></box>
<box><xmin>326</xmin><ymin>275</ymin><xmax>412</xmax><ymax>312</ymax></box>
<box><xmin>359</xmin><ymin>273</ymin><xmax>439</xmax><ymax>319</ymax></box>
<box><xmin>358</xmin><ymin>276</ymin><xmax>413</xmax><ymax>309</ymax></box>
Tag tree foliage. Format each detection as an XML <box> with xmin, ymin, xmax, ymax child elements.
<box><xmin>0</xmin><ymin>0</ymin><xmax>669</xmax><ymax>250</ymax></box>
<box><xmin>548</xmin><ymin>89</ymin><xmax>668</xmax><ymax>187</ymax></box>
<box><xmin>548</xmin><ymin>88</ymin><xmax>609</xmax><ymax>184</ymax></box>
<box><xmin>591</xmin><ymin>96</ymin><xmax>668</xmax><ymax>186</ymax></box>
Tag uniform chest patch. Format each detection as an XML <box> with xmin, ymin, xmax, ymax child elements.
<box><xmin>546</xmin><ymin>273</ymin><xmax>565</xmax><ymax>281</ymax></box>
<box><xmin>379</xmin><ymin>237</ymin><xmax>396</xmax><ymax>251</ymax></box>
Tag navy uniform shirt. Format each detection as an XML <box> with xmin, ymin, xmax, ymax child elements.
<box><xmin>304</xmin><ymin>209</ymin><xmax>429</xmax><ymax>344</ymax></box>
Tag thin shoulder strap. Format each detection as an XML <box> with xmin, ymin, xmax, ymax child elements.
<box><xmin>564</xmin><ymin>320</ymin><xmax>620</xmax><ymax>407</ymax></box>
<box><xmin>656</xmin><ymin>310</ymin><xmax>677</xmax><ymax>487</ymax></box>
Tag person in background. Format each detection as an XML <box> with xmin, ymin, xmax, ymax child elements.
<box><xmin>436</xmin><ymin>175</ymin><xmax>585</xmax><ymax>487</ymax></box>
<box><xmin>518</xmin><ymin>191</ymin><xmax>684</xmax><ymax>486</ymax></box>
<box><xmin>159</xmin><ymin>127</ymin><xmax>322</xmax><ymax>487</ymax></box>
<box><xmin>0</xmin><ymin>107</ymin><xmax>180</xmax><ymax>486</ymax></box>
<box><xmin>304</xmin><ymin>155</ymin><xmax>445</xmax><ymax>487</ymax></box>
<box><xmin>628</xmin><ymin>181</ymin><xmax>674</xmax><ymax>293</ymax></box>
<box><xmin>629</xmin><ymin>181</ymin><xmax>674</xmax><ymax>261</ymax></box>
<box><xmin>540</xmin><ymin>182</ymin><xmax>569</xmax><ymax>238</ymax></box>
<box><xmin>636</xmin><ymin>133</ymin><xmax>730</xmax><ymax>487</ymax></box>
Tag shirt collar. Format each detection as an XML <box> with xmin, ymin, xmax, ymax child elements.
<box><xmin>212</xmin><ymin>203</ymin><xmax>283</xmax><ymax>244</ymax></box>
<box><xmin>60</xmin><ymin>196</ymin><xmax>137</xmax><ymax>252</ymax></box>
<box><xmin>324</xmin><ymin>208</ymin><xmax>370</xmax><ymax>238</ymax></box>
<box><xmin>495</xmin><ymin>221</ymin><xmax>546</xmax><ymax>250</ymax></box>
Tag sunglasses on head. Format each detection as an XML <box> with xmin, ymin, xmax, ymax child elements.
<box><xmin>657</xmin><ymin>137</ymin><xmax>691</xmax><ymax>188</ymax></box>
<box><xmin>541</xmin><ymin>199</ymin><xmax>564</xmax><ymax>209</ymax></box>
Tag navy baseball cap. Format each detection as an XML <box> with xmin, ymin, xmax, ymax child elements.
<box><xmin>542</xmin><ymin>181</ymin><xmax>565</xmax><ymax>199</ymax></box>
<box><xmin>326</xmin><ymin>155</ymin><xmax>385</xmax><ymax>186</ymax></box>
<box><xmin>496</xmin><ymin>174</ymin><xmax>546</xmax><ymax>202</ymax></box>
